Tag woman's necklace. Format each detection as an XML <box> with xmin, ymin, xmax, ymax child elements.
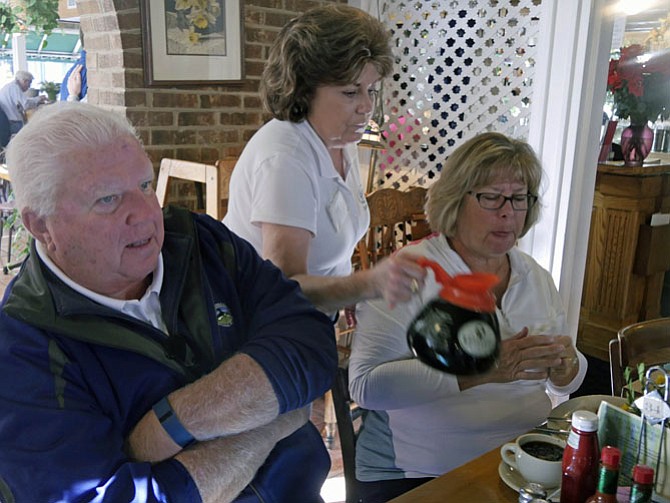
<box><xmin>491</xmin><ymin>256</ymin><xmax>510</xmax><ymax>306</ymax></box>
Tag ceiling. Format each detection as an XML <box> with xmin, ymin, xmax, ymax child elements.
<box><xmin>625</xmin><ymin>2</ymin><xmax>669</xmax><ymax>32</ymax></box>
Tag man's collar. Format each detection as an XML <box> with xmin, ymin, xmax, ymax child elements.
<box><xmin>34</xmin><ymin>240</ymin><xmax>163</xmax><ymax>306</ymax></box>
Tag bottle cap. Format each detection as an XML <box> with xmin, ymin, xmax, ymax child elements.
<box><xmin>571</xmin><ymin>410</ymin><xmax>599</xmax><ymax>432</ymax></box>
<box><xmin>633</xmin><ymin>464</ymin><xmax>654</xmax><ymax>484</ymax></box>
<box><xmin>601</xmin><ymin>445</ymin><xmax>621</xmax><ymax>467</ymax></box>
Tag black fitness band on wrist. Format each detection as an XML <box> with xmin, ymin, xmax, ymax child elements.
<box><xmin>152</xmin><ymin>396</ymin><xmax>196</xmax><ymax>448</ymax></box>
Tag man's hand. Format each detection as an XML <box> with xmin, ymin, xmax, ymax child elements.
<box><xmin>67</xmin><ymin>64</ymin><xmax>83</xmax><ymax>99</ymax></box>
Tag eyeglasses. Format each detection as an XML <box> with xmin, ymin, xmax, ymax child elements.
<box><xmin>468</xmin><ymin>191</ymin><xmax>538</xmax><ymax>211</ymax></box>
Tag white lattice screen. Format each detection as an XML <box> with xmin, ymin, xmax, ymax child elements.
<box><xmin>370</xmin><ymin>0</ymin><xmax>544</xmax><ymax>191</ymax></box>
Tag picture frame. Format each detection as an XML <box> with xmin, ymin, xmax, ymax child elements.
<box><xmin>140</xmin><ymin>1</ymin><xmax>244</xmax><ymax>86</ymax></box>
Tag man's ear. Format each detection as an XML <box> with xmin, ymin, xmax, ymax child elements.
<box><xmin>21</xmin><ymin>209</ymin><xmax>49</xmax><ymax>245</ymax></box>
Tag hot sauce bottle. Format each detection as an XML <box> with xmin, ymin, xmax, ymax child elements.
<box><xmin>560</xmin><ymin>410</ymin><xmax>600</xmax><ymax>503</ymax></box>
<box><xmin>629</xmin><ymin>464</ymin><xmax>654</xmax><ymax>503</ymax></box>
<box><xmin>585</xmin><ymin>445</ymin><xmax>621</xmax><ymax>503</ymax></box>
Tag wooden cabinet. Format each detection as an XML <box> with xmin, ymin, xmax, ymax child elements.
<box><xmin>578</xmin><ymin>161</ymin><xmax>670</xmax><ymax>361</ymax></box>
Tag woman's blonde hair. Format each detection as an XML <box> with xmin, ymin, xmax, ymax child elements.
<box><xmin>426</xmin><ymin>132</ymin><xmax>543</xmax><ymax>238</ymax></box>
<box><xmin>261</xmin><ymin>4</ymin><xmax>393</xmax><ymax>122</ymax></box>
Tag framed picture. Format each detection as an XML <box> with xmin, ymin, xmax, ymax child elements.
<box><xmin>140</xmin><ymin>1</ymin><xmax>244</xmax><ymax>86</ymax></box>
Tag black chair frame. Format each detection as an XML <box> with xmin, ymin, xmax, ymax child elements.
<box><xmin>331</xmin><ymin>365</ymin><xmax>363</xmax><ymax>503</ymax></box>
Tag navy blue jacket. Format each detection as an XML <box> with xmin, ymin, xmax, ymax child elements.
<box><xmin>0</xmin><ymin>207</ymin><xmax>336</xmax><ymax>502</ymax></box>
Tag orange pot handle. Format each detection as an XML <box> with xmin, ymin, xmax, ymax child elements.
<box><xmin>416</xmin><ymin>256</ymin><xmax>500</xmax><ymax>312</ymax></box>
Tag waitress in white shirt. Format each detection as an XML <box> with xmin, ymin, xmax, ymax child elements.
<box><xmin>224</xmin><ymin>5</ymin><xmax>425</xmax><ymax>316</ymax></box>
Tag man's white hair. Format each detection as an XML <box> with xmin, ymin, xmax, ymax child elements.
<box><xmin>14</xmin><ymin>70</ymin><xmax>33</xmax><ymax>81</ymax></box>
<box><xmin>6</xmin><ymin>102</ymin><xmax>140</xmax><ymax>217</ymax></box>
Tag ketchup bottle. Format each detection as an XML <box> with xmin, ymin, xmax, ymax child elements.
<box><xmin>560</xmin><ymin>410</ymin><xmax>600</xmax><ymax>503</ymax></box>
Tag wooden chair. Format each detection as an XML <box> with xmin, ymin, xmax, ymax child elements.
<box><xmin>609</xmin><ymin>338</ymin><xmax>624</xmax><ymax>397</ymax></box>
<box><xmin>330</xmin><ymin>362</ymin><xmax>363</xmax><ymax>503</ymax></box>
<box><xmin>155</xmin><ymin>158</ymin><xmax>220</xmax><ymax>219</ymax></box>
<box><xmin>356</xmin><ymin>187</ymin><xmax>430</xmax><ymax>270</ymax></box>
<box><xmin>609</xmin><ymin>317</ymin><xmax>670</xmax><ymax>397</ymax></box>
<box><xmin>215</xmin><ymin>156</ymin><xmax>237</xmax><ymax>218</ymax></box>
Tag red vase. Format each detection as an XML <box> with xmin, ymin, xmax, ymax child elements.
<box><xmin>620</xmin><ymin>124</ymin><xmax>654</xmax><ymax>167</ymax></box>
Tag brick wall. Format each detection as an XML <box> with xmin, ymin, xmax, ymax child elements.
<box><xmin>72</xmin><ymin>0</ymin><xmax>342</xmax><ymax>209</ymax></box>
<box><xmin>76</xmin><ymin>0</ymin><xmax>344</xmax><ymax>167</ymax></box>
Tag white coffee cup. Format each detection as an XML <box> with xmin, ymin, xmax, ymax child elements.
<box><xmin>500</xmin><ymin>433</ymin><xmax>565</xmax><ymax>488</ymax></box>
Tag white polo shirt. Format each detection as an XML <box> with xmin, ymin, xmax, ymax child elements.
<box><xmin>223</xmin><ymin>119</ymin><xmax>369</xmax><ymax>278</ymax></box>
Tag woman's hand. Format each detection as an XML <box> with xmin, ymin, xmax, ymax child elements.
<box><xmin>459</xmin><ymin>328</ymin><xmax>577</xmax><ymax>390</ymax></box>
<box><xmin>546</xmin><ymin>335</ymin><xmax>580</xmax><ymax>386</ymax></box>
<box><xmin>369</xmin><ymin>253</ymin><xmax>427</xmax><ymax>308</ymax></box>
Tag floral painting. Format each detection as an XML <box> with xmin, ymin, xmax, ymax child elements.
<box><xmin>165</xmin><ymin>0</ymin><xmax>227</xmax><ymax>56</ymax></box>
<box><xmin>141</xmin><ymin>1</ymin><xmax>243</xmax><ymax>85</ymax></box>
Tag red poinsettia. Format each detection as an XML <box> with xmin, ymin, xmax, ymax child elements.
<box><xmin>607</xmin><ymin>44</ymin><xmax>670</xmax><ymax>124</ymax></box>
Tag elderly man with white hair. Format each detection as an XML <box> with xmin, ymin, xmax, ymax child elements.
<box><xmin>0</xmin><ymin>101</ymin><xmax>337</xmax><ymax>502</ymax></box>
<box><xmin>0</xmin><ymin>70</ymin><xmax>47</xmax><ymax>134</ymax></box>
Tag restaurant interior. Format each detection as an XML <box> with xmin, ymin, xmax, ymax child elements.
<box><xmin>0</xmin><ymin>0</ymin><xmax>669</xmax><ymax>502</ymax></box>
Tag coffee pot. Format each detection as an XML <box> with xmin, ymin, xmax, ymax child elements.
<box><xmin>407</xmin><ymin>257</ymin><xmax>501</xmax><ymax>375</ymax></box>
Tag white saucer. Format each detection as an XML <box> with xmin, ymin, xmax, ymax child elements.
<box><xmin>498</xmin><ymin>461</ymin><xmax>560</xmax><ymax>494</ymax></box>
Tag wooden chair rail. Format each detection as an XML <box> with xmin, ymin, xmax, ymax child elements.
<box><xmin>609</xmin><ymin>317</ymin><xmax>670</xmax><ymax>397</ymax></box>
<box><xmin>356</xmin><ymin>186</ymin><xmax>429</xmax><ymax>270</ymax></box>
<box><xmin>156</xmin><ymin>157</ymin><xmax>238</xmax><ymax>220</ymax></box>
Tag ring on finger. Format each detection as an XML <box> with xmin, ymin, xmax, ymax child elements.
<box><xmin>562</xmin><ymin>356</ymin><xmax>578</xmax><ymax>367</ymax></box>
<box><xmin>410</xmin><ymin>279</ymin><xmax>419</xmax><ymax>293</ymax></box>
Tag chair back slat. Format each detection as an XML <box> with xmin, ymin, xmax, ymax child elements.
<box><xmin>215</xmin><ymin>157</ymin><xmax>237</xmax><ymax>218</ymax></box>
<box><xmin>609</xmin><ymin>317</ymin><xmax>670</xmax><ymax>397</ymax></box>
<box><xmin>356</xmin><ymin>187</ymin><xmax>429</xmax><ymax>270</ymax></box>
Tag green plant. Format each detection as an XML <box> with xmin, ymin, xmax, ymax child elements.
<box><xmin>2</xmin><ymin>207</ymin><xmax>30</xmax><ymax>272</ymax></box>
<box><xmin>623</xmin><ymin>362</ymin><xmax>646</xmax><ymax>409</ymax></box>
<box><xmin>39</xmin><ymin>80</ymin><xmax>59</xmax><ymax>101</ymax></box>
<box><xmin>0</xmin><ymin>0</ymin><xmax>60</xmax><ymax>47</ymax></box>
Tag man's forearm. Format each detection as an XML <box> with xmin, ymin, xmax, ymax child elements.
<box><xmin>293</xmin><ymin>270</ymin><xmax>376</xmax><ymax>313</ymax></box>
<box><xmin>128</xmin><ymin>353</ymin><xmax>280</xmax><ymax>462</ymax></box>
<box><xmin>176</xmin><ymin>407</ymin><xmax>309</xmax><ymax>503</ymax></box>
<box><xmin>175</xmin><ymin>407</ymin><xmax>309</xmax><ymax>503</ymax></box>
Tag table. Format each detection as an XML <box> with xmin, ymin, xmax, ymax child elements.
<box><xmin>388</xmin><ymin>444</ymin><xmax>518</xmax><ymax>502</ymax></box>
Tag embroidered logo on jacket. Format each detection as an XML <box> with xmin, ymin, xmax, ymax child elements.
<box><xmin>214</xmin><ymin>303</ymin><xmax>233</xmax><ymax>327</ymax></box>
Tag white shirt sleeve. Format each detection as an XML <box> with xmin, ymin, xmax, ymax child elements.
<box><xmin>349</xmin><ymin>275</ymin><xmax>462</xmax><ymax>410</ymax></box>
<box><xmin>249</xmin><ymin>154</ymin><xmax>319</xmax><ymax>235</ymax></box>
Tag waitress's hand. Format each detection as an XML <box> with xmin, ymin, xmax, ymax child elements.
<box><xmin>369</xmin><ymin>253</ymin><xmax>427</xmax><ymax>308</ymax></box>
